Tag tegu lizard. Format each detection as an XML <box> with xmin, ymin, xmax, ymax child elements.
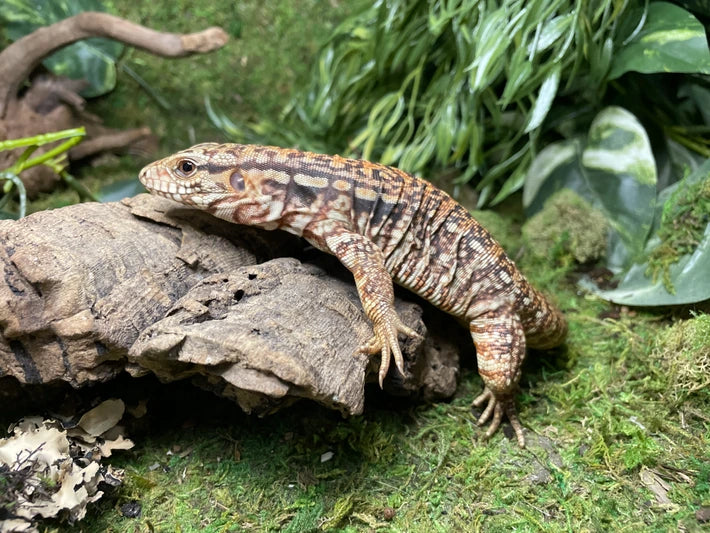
<box><xmin>139</xmin><ymin>143</ymin><xmax>567</xmax><ymax>447</ymax></box>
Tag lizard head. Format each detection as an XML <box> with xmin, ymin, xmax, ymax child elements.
<box><xmin>139</xmin><ymin>142</ymin><xmax>248</xmax><ymax>210</ymax></box>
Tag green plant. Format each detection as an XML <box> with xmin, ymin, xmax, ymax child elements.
<box><xmin>209</xmin><ymin>0</ymin><xmax>710</xmax><ymax>208</ymax></box>
<box><xmin>646</xmin><ymin>173</ymin><xmax>710</xmax><ymax>293</ymax></box>
<box><xmin>0</xmin><ymin>128</ymin><xmax>89</xmax><ymax>218</ymax></box>
<box><xmin>524</xmin><ymin>105</ymin><xmax>710</xmax><ymax>305</ymax></box>
<box><xmin>517</xmin><ymin>2</ymin><xmax>710</xmax><ymax>306</ymax></box>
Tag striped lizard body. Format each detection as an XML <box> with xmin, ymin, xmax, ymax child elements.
<box><xmin>139</xmin><ymin>143</ymin><xmax>567</xmax><ymax>447</ymax></box>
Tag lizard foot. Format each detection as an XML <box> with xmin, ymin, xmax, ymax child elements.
<box><xmin>473</xmin><ymin>387</ymin><xmax>525</xmax><ymax>448</ymax></box>
<box><xmin>357</xmin><ymin>311</ymin><xmax>421</xmax><ymax>388</ymax></box>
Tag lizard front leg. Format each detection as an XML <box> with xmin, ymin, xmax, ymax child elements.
<box><xmin>324</xmin><ymin>228</ymin><xmax>421</xmax><ymax>387</ymax></box>
<box><xmin>469</xmin><ymin>304</ymin><xmax>527</xmax><ymax>447</ymax></box>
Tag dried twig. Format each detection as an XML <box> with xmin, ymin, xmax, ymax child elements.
<box><xmin>0</xmin><ymin>11</ymin><xmax>228</xmax><ymax>118</ymax></box>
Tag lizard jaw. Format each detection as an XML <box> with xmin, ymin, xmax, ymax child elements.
<box><xmin>138</xmin><ymin>164</ymin><xmax>203</xmax><ymax>205</ymax></box>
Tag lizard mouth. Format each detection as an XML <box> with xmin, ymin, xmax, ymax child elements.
<box><xmin>138</xmin><ymin>166</ymin><xmax>233</xmax><ymax>209</ymax></box>
<box><xmin>139</xmin><ymin>166</ymin><xmax>199</xmax><ymax>203</ymax></box>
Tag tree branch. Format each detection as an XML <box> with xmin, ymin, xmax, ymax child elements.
<box><xmin>0</xmin><ymin>12</ymin><xmax>229</xmax><ymax>118</ymax></box>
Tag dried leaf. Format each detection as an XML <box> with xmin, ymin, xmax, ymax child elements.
<box><xmin>11</xmin><ymin>417</ymin><xmax>46</xmax><ymax>433</ymax></box>
<box><xmin>639</xmin><ymin>467</ymin><xmax>679</xmax><ymax>511</ymax></box>
<box><xmin>0</xmin><ymin>424</ymin><xmax>68</xmax><ymax>471</ymax></box>
<box><xmin>97</xmin><ymin>434</ymin><xmax>134</xmax><ymax>458</ymax></box>
<box><xmin>66</xmin><ymin>427</ymin><xmax>97</xmax><ymax>445</ymax></box>
<box><xmin>77</xmin><ymin>399</ymin><xmax>125</xmax><ymax>437</ymax></box>
<box><xmin>0</xmin><ymin>518</ymin><xmax>36</xmax><ymax>532</ymax></box>
<box><xmin>0</xmin><ymin>402</ymin><xmax>131</xmax><ymax>531</ymax></box>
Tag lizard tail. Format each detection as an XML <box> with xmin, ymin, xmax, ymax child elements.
<box><xmin>520</xmin><ymin>284</ymin><xmax>568</xmax><ymax>350</ymax></box>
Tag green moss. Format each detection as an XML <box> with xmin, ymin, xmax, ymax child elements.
<box><xmin>66</xmin><ymin>291</ymin><xmax>708</xmax><ymax>532</ymax></box>
<box><xmin>522</xmin><ymin>189</ymin><xmax>609</xmax><ymax>265</ymax></box>
<box><xmin>646</xmin><ymin>173</ymin><xmax>710</xmax><ymax>293</ymax></box>
<box><xmin>651</xmin><ymin>313</ymin><xmax>710</xmax><ymax>403</ymax></box>
<box><xmin>2</xmin><ymin>292</ymin><xmax>704</xmax><ymax>532</ymax></box>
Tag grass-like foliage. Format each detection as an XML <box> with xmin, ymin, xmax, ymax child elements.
<box><xmin>214</xmin><ymin>0</ymin><xmax>630</xmax><ymax>204</ymax></box>
<box><xmin>0</xmin><ymin>128</ymin><xmax>89</xmax><ymax>219</ymax></box>
<box><xmin>211</xmin><ymin>1</ymin><xmax>710</xmax><ymax>212</ymax></box>
<box><xmin>210</xmin><ymin>1</ymin><xmax>710</xmax><ymax>207</ymax></box>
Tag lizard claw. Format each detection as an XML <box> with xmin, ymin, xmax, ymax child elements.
<box><xmin>473</xmin><ymin>387</ymin><xmax>525</xmax><ymax>447</ymax></box>
<box><xmin>357</xmin><ymin>311</ymin><xmax>421</xmax><ymax>387</ymax></box>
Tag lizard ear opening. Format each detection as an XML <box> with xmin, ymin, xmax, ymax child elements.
<box><xmin>230</xmin><ymin>170</ymin><xmax>245</xmax><ymax>192</ymax></box>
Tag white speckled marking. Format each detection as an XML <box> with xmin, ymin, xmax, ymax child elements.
<box><xmin>355</xmin><ymin>187</ymin><xmax>378</xmax><ymax>201</ymax></box>
<box><xmin>333</xmin><ymin>179</ymin><xmax>351</xmax><ymax>191</ymax></box>
<box><xmin>267</xmin><ymin>170</ymin><xmax>291</xmax><ymax>185</ymax></box>
<box><xmin>294</xmin><ymin>173</ymin><xmax>329</xmax><ymax>188</ymax></box>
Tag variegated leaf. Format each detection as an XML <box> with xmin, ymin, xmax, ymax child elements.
<box><xmin>524</xmin><ymin>106</ymin><xmax>657</xmax><ymax>268</ymax></box>
<box><xmin>609</xmin><ymin>2</ymin><xmax>710</xmax><ymax>79</ymax></box>
<box><xmin>592</xmin><ymin>159</ymin><xmax>710</xmax><ymax>305</ymax></box>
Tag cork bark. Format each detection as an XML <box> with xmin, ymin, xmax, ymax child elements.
<box><xmin>0</xmin><ymin>195</ymin><xmax>461</xmax><ymax>415</ymax></box>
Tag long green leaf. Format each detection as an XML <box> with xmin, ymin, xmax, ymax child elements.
<box><xmin>524</xmin><ymin>64</ymin><xmax>561</xmax><ymax>133</ymax></box>
<box><xmin>207</xmin><ymin>0</ymin><xmax>651</xmax><ymax>205</ymax></box>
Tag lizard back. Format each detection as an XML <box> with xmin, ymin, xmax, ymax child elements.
<box><xmin>184</xmin><ymin>144</ymin><xmax>566</xmax><ymax>349</ymax></box>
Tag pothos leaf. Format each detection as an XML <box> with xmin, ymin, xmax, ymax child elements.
<box><xmin>0</xmin><ymin>0</ymin><xmax>123</xmax><ymax>97</ymax></box>
<box><xmin>524</xmin><ymin>106</ymin><xmax>657</xmax><ymax>269</ymax></box>
<box><xmin>609</xmin><ymin>2</ymin><xmax>710</xmax><ymax>79</ymax></box>
<box><xmin>590</xmin><ymin>159</ymin><xmax>710</xmax><ymax>305</ymax></box>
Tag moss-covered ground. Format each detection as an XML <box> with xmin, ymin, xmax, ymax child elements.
<box><xmin>69</xmin><ymin>233</ymin><xmax>708</xmax><ymax>532</ymax></box>
<box><xmin>6</xmin><ymin>1</ymin><xmax>709</xmax><ymax>531</ymax></box>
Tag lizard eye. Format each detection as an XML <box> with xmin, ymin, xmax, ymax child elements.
<box><xmin>175</xmin><ymin>159</ymin><xmax>196</xmax><ymax>177</ymax></box>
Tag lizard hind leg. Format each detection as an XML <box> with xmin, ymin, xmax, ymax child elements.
<box><xmin>469</xmin><ymin>305</ymin><xmax>527</xmax><ymax>447</ymax></box>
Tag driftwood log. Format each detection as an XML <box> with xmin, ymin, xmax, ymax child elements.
<box><xmin>0</xmin><ymin>12</ymin><xmax>229</xmax><ymax>195</ymax></box>
<box><xmin>0</xmin><ymin>195</ymin><xmax>463</xmax><ymax>416</ymax></box>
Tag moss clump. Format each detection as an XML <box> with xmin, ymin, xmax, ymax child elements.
<box><xmin>651</xmin><ymin>313</ymin><xmax>710</xmax><ymax>403</ymax></box>
<box><xmin>646</xmin><ymin>173</ymin><xmax>710</xmax><ymax>293</ymax></box>
<box><xmin>522</xmin><ymin>189</ymin><xmax>608</xmax><ymax>264</ymax></box>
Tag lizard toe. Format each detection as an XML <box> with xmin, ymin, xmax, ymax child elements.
<box><xmin>503</xmin><ymin>399</ymin><xmax>526</xmax><ymax>448</ymax></box>
<box><xmin>474</xmin><ymin>389</ymin><xmax>496</xmax><ymax>425</ymax></box>
<box><xmin>473</xmin><ymin>389</ymin><xmax>526</xmax><ymax>447</ymax></box>
<box><xmin>377</xmin><ymin>341</ymin><xmax>391</xmax><ymax>388</ymax></box>
<box><xmin>357</xmin><ymin>335</ymin><xmax>382</xmax><ymax>355</ymax></box>
<box><xmin>483</xmin><ymin>403</ymin><xmax>504</xmax><ymax>440</ymax></box>
<box><xmin>363</xmin><ymin>311</ymin><xmax>419</xmax><ymax>387</ymax></box>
